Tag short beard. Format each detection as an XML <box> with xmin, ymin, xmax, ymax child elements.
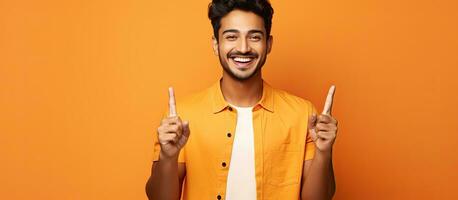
<box><xmin>218</xmin><ymin>48</ymin><xmax>267</xmax><ymax>81</ymax></box>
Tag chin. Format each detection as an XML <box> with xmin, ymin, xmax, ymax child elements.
<box><xmin>231</xmin><ymin>67</ymin><xmax>259</xmax><ymax>80</ymax></box>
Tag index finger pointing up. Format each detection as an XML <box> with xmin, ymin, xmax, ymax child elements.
<box><xmin>322</xmin><ymin>85</ymin><xmax>336</xmax><ymax>115</ymax></box>
<box><xmin>168</xmin><ymin>87</ymin><xmax>177</xmax><ymax>117</ymax></box>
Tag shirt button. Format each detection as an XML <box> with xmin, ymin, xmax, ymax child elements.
<box><xmin>227</xmin><ymin>132</ymin><xmax>231</xmax><ymax>137</ymax></box>
<box><xmin>222</xmin><ymin>162</ymin><xmax>227</xmax><ymax>167</ymax></box>
<box><xmin>217</xmin><ymin>194</ymin><xmax>222</xmax><ymax>199</ymax></box>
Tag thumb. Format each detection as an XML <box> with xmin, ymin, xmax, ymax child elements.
<box><xmin>308</xmin><ymin>114</ymin><xmax>318</xmax><ymax>141</ymax></box>
<box><xmin>176</xmin><ymin>121</ymin><xmax>190</xmax><ymax>149</ymax></box>
<box><xmin>182</xmin><ymin>121</ymin><xmax>190</xmax><ymax>138</ymax></box>
<box><xmin>308</xmin><ymin>113</ymin><xmax>317</xmax><ymax>130</ymax></box>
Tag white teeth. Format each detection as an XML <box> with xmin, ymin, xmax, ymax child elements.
<box><xmin>233</xmin><ymin>57</ymin><xmax>253</xmax><ymax>63</ymax></box>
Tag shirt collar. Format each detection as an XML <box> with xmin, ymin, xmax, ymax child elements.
<box><xmin>211</xmin><ymin>78</ymin><xmax>274</xmax><ymax>113</ymax></box>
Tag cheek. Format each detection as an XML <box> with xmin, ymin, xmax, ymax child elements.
<box><xmin>218</xmin><ymin>45</ymin><xmax>232</xmax><ymax>58</ymax></box>
<box><xmin>252</xmin><ymin>43</ymin><xmax>267</xmax><ymax>54</ymax></box>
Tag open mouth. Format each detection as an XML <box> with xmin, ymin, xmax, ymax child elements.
<box><xmin>230</xmin><ymin>57</ymin><xmax>256</xmax><ymax>69</ymax></box>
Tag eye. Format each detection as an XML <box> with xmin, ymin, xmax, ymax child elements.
<box><xmin>250</xmin><ymin>35</ymin><xmax>262</xmax><ymax>41</ymax></box>
<box><xmin>225</xmin><ymin>35</ymin><xmax>237</xmax><ymax>41</ymax></box>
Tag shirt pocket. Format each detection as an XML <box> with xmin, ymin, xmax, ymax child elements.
<box><xmin>267</xmin><ymin>143</ymin><xmax>303</xmax><ymax>187</ymax></box>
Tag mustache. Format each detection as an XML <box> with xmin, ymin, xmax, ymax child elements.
<box><xmin>227</xmin><ymin>51</ymin><xmax>258</xmax><ymax>58</ymax></box>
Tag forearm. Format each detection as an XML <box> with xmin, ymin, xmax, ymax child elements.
<box><xmin>301</xmin><ymin>150</ymin><xmax>336</xmax><ymax>200</ymax></box>
<box><xmin>146</xmin><ymin>153</ymin><xmax>181</xmax><ymax>200</ymax></box>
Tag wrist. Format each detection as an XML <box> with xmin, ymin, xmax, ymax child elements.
<box><xmin>159</xmin><ymin>151</ymin><xmax>179</xmax><ymax>162</ymax></box>
<box><xmin>315</xmin><ymin>148</ymin><xmax>333</xmax><ymax>159</ymax></box>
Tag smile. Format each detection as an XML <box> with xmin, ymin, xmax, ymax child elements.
<box><xmin>230</xmin><ymin>57</ymin><xmax>256</xmax><ymax>68</ymax></box>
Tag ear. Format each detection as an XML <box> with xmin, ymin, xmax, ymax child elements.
<box><xmin>212</xmin><ymin>36</ymin><xmax>219</xmax><ymax>56</ymax></box>
<box><xmin>267</xmin><ymin>35</ymin><xmax>273</xmax><ymax>54</ymax></box>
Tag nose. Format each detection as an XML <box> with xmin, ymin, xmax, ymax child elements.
<box><xmin>236</xmin><ymin>37</ymin><xmax>251</xmax><ymax>53</ymax></box>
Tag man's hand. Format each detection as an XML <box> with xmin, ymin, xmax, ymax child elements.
<box><xmin>146</xmin><ymin>87</ymin><xmax>188</xmax><ymax>200</ymax></box>
<box><xmin>308</xmin><ymin>85</ymin><xmax>338</xmax><ymax>153</ymax></box>
<box><xmin>157</xmin><ymin>87</ymin><xmax>190</xmax><ymax>160</ymax></box>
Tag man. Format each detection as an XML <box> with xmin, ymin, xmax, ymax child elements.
<box><xmin>146</xmin><ymin>0</ymin><xmax>338</xmax><ymax>199</ymax></box>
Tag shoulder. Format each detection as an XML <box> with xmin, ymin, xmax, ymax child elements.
<box><xmin>175</xmin><ymin>84</ymin><xmax>214</xmax><ymax>116</ymax></box>
<box><xmin>272</xmin><ymin>87</ymin><xmax>316</xmax><ymax>115</ymax></box>
<box><xmin>270</xmin><ymin>86</ymin><xmax>317</xmax><ymax>130</ymax></box>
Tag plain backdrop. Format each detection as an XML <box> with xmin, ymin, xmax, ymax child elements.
<box><xmin>1</xmin><ymin>0</ymin><xmax>457</xmax><ymax>199</ymax></box>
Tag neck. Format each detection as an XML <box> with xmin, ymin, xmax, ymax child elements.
<box><xmin>220</xmin><ymin>71</ymin><xmax>263</xmax><ymax>107</ymax></box>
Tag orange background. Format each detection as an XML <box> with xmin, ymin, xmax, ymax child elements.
<box><xmin>1</xmin><ymin>0</ymin><xmax>457</xmax><ymax>199</ymax></box>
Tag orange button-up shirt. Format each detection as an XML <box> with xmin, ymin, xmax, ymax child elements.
<box><xmin>152</xmin><ymin>79</ymin><xmax>317</xmax><ymax>200</ymax></box>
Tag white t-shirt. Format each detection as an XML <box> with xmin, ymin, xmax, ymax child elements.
<box><xmin>225</xmin><ymin>104</ymin><xmax>257</xmax><ymax>200</ymax></box>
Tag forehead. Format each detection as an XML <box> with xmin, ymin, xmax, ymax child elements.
<box><xmin>219</xmin><ymin>9</ymin><xmax>265</xmax><ymax>34</ymax></box>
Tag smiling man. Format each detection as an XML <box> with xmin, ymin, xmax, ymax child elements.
<box><xmin>146</xmin><ymin>0</ymin><xmax>337</xmax><ymax>200</ymax></box>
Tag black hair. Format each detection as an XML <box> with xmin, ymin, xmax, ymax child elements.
<box><xmin>208</xmin><ymin>0</ymin><xmax>274</xmax><ymax>41</ymax></box>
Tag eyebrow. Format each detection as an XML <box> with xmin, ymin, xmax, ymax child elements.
<box><xmin>222</xmin><ymin>29</ymin><xmax>265</xmax><ymax>35</ymax></box>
